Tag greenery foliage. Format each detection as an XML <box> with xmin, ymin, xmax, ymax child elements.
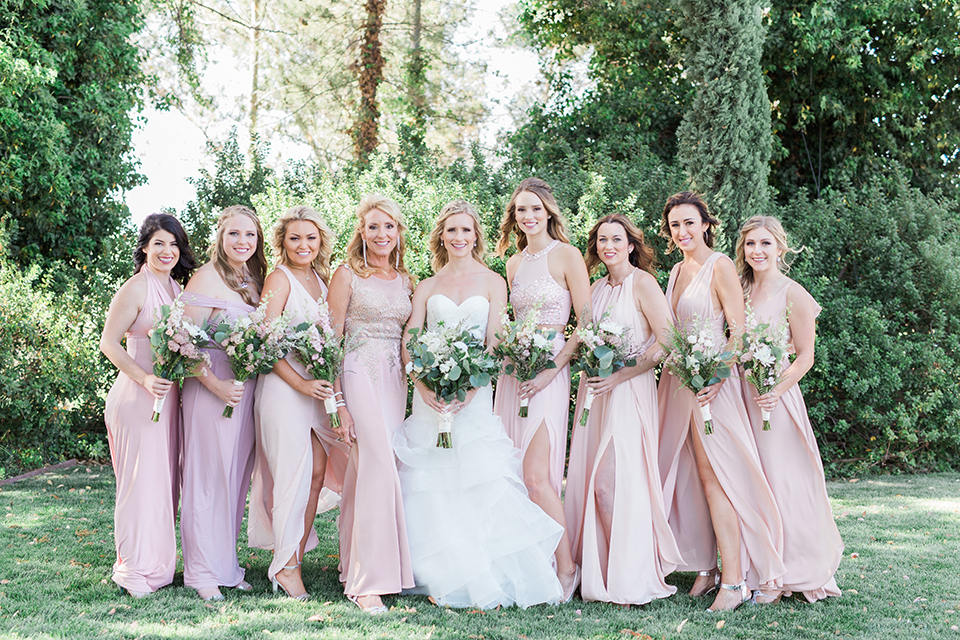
<box><xmin>0</xmin><ymin>0</ymin><xmax>143</xmax><ymax>273</ymax></box>
<box><xmin>779</xmin><ymin>168</ymin><xmax>960</xmax><ymax>473</ymax></box>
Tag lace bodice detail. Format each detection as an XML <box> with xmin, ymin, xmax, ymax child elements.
<box><xmin>510</xmin><ymin>240</ymin><xmax>572</xmax><ymax>325</ymax></box>
<box><xmin>344</xmin><ymin>270</ymin><xmax>412</xmax><ymax>343</ymax></box>
<box><xmin>426</xmin><ymin>295</ymin><xmax>490</xmax><ymax>336</ymax></box>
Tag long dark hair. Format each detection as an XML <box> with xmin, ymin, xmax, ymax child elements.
<box><xmin>659</xmin><ymin>191</ymin><xmax>720</xmax><ymax>253</ymax></box>
<box><xmin>585</xmin><ymin>214</ymin><xmax>657</xmax><ymax>276</ymax></box>
<box><xmin>133</xmin><ymin>213</ymin><xmax>197</xmax><ymax>284</ymax></box>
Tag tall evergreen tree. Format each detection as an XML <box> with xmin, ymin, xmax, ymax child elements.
<box><xmin>676</xmin><ymin>0</ymin><xmax>772</xmax><ymax>241</ymax></box>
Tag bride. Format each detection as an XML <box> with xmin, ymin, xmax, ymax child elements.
<box><xmin>395</xmin><ymin>200</ymin><xmax>564</xmax><ymax>609</ymax></box>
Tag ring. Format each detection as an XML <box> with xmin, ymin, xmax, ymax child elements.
<box><xmin>336</xmin><ymin>437</ymin><xmax>343</xmax><ymax>442</ymax></box>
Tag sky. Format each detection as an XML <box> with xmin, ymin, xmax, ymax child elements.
<box><xmin>123</xmin><ymin>1</ymin><xmax>541</xmax><ymax>223</ymax></box>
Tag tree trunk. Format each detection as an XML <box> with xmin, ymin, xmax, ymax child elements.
<box><xmin>353</xmin><ymin>0</ymin><xmax>387</xmax><ymax>165</ymax></box>
<box><xmin>250</xmin><ymin>0</ymin><xmax>262</xmax><ymax>153</ymax></box>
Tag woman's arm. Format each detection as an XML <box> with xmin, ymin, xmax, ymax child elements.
<box><xmin>696</xmin><ymin>256</ymin><xmax>745</xmax><ymax>405</ymax></box>
<box><xmin>184</xmin><ymin>268</ymin><xmax>245</xmax><ymax>406</ymax></box>
<box><xmin>485</xmin><ymin>273</ymin><xmax>508</xmax><ymax>351</ymax></box>
<box><xmin>401</xmin><ymin>279</ymin><xmax>450</xmax><ymax>414</ymax></box>
<box><xmin>326</xmin><ymin>266</ymin><xmax>356</xmax><ymax>444</ymax></box>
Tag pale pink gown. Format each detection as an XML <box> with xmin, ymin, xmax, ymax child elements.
<box><xmin>657</xmin><ymin>252</ymin><xmax>786</xmax><ymax>590</ymax></box>
<box><xmin>338</xmin><ymin>265</ymin><xmax>415</xmax><ymax>596</ymax></box>
<box><xmin>565</xmin><ymin>270</ymin><xmax>683</xmax><ymax>604</ymax></box>
<box><xmin>180</xmin><ymin>293</ymin><xmax>256</xmax><ymax>590</ymax></box>
<box><xmin>743</xmin><ymin>284</ymin><xmax>842</xmax><ymax>602</ymax></box>
<box><xmin>248</xmin><ymin>265</ymin><xmax>349</xmax><ymax>581</ymax></box>
<box><xmin>104</xmin><ymin>269</ymin><xmax>181</xmax><ymax>593</ymax></box>
<box><xmin>493</xmin><ymin>239</ymin><xmax>571</xmax><ymax>497</ymax></box>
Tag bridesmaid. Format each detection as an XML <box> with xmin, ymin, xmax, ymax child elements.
<box><xmin>327</xmin><ymin>193</ymin><xmax>415</xmax><ymax>614</ymax></box>
<box><xmin>656</xmin><ymin>192</ymin><xmax>785</xmax><ymax>611</ymax></box>
<box><xmin>248</xmin><ymin>205</ymin><xmax>348</xmax><ymax>601</ymax></box>
<box><xmin>180</xmin><ymin>205</ymin><xmax>266</xmax><ymax>601</ymax></box>
<box><xmin>565</xmin><ymin>214</ymin><xmax>683</xmax><ymax>605</ymax></box>
<box><xmin>100</xmin><ymin>213</ymin><xmax>197</xmax><ymax>597</ymax></box>
<box><xmin>493</xmin><ymin>177</ymin><xmax>591</xmax><ymax>601</ymax></box>
<box><xmin>735</xmin><ymin>215</ymin><xmax>843</xmax><ymax>604</ymax></box>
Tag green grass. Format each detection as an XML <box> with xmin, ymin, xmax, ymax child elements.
<box><xmin>1</xmin><ymin>467</ymin><xmax>959</xmax><ymax>639</ymax></box>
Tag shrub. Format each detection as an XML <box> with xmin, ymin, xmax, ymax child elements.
<box><xmin>780</xmin><ymin>170</ymin><xmax>960</xmax><ymax>473</ymax></box>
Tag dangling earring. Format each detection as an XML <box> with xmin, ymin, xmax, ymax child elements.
<box><xmin>473</xmin><ymin>241</ymin><xmax>477</xmax><ymax>247</ymax></box>
<box><xmin>363</xmin><ymin>239</ymin><xmax>368</xmax><ymax>267</ymax></box>
<box><xmin>396</xmin><ymin>247</ymin><xmax>400</xmax><ymax>269</ymax></box>
<box><xmin>440</xmin><ymin>240</ymin><xmax>444</xmax><ymax>246</ymax></box>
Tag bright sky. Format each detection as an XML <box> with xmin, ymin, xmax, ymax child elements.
<box><xmin>123</xmin><ymin>1</ymin><xmax>540</xmax><ymax>223</ymax></box>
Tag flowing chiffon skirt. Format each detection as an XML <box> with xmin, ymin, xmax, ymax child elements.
<box><xmin>395</xmin><ymin>386</ymin><xmax>563</xmax><ymax>608</ymax></box>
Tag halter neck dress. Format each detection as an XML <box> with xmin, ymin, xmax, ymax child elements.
<box><xmin>743</xmin><ymin>283</ymin><xmax>842</xmax><ymax>602</ymax></box>
<box><xmin>104</xmin><ymin>268</ymin><xmax>181</xmax><ymax>594</ymax></box>
<box><xmin>493</xmin><ymin>239</ymin><xmax>572</xmax><ymax>496</ymax></box>
<box><xmin>180</xmin><ymin>291</ymin><xmax>256</xmax><ymax>590</ymax></box>
<box><xmin>657</xmin><ymin>252</ymin><xmax>786</xmax><ymax>590</ymax></box>
<box><xmin>247</xmin><ymin>264</ymin><xmax>349</xmax><ymax>582</ymax></box>
<box><xmin>564</xmin><ymin>269</ymin><xmax>683</xmax><ymax>604</ymax></box>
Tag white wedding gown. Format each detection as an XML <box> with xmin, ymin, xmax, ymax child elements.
<box><xmin>394</xmin><ymin>294</ymin><xmax>564</xmax><ymax>609</ymax></box>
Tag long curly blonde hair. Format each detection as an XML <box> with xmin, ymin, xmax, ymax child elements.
<box><xmin>209</xmin><ymin>205</ymin><xmax>267</xmax><ymax>305</ymax></box>
<box><xmin>735</xmin><ymin>215</ymin><xmax>803</xmax><ymax>297</ymax></box>
<box><xmin>496</xmin><ymin>177</ymin><xmax>570</xmax><ymax>257</ymax></box>
<box><xmin>428</xmin><ymin>200</ymin><xmax>486</xmax><ymax>272</ymax></box>
<box><xmin>344</xmin><ymin>193</ymin><xmax>411</xmax><ymax>279</ymax></box>
<box><xmin>270</xmin><ymin>205</ymin><xmax>334</xmax><ymax>285</ymax></box>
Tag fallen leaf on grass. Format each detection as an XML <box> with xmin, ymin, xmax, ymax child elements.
<box><xmin>716</xmin><ymin>620</ymin><xmax>725</xmax><ymax>629</ymax></box>
<box><xmin>768</xmin><ymin>621</ymin><xmax>779</xmax><ymax>627</ymax></box>
<box><xmin>676</xmin><ymin>619</ymin><xmax>688</xmax><ymax>633</ymax></box>
<box><xmin>846</xmin><ymin>589</ymin><xmax>859</xmax><ymax>595</ymax></box>
<box><xmin>0</xmin><ymin>580</ymin><xmax>9</xmax><ymax>585</ymax></box>
<box><xmin>850</xmin><ymin>553</ymin><xmax>859</xmax><ymax>559</ymax></box>
<box><xmin>75</xmin><ymin>529</ymin><xmax>95</xmax><ymax>538</ymax></box>
<box><xmin>108</xmin><ymin>608</ymin><xmax>116</xmax><ymax>615</ymax></box>
<box><xmin>307</xmin><ymin>613</ymin><xmax>326</xmax><ymax>622</ymax></box>
<box><xmin>467</xmin><ymin>609</ymin><xmax>485</xmax><ymax>614</ymax></box>
<box><xmin>203</xmin><ymin>603</ymin><xmax>215</xmax><ymax>609</ymax></box>
<box><xmin>619</xmin><ymin>630</ymin><xmax>652</xmax><ymax>639</ymax></box>
<box><xmin>428</xmin><ymin>596</ymin><xmax>438</xmax><ymax>606</ymax></box>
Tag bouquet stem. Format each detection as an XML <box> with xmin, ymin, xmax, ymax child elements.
<box><xmin>152</xmin><ymin>394</ymin><xmax>166</xmax><ymax>423</ymax></box>
<box><xmin>436</xmin><ymin>411</ymin><xmax>453</xmax><ymax>449</ymax></box>
<box><xmin>518</xmin><ymin>397</ymin><xmax>529</xmax><ymax>418</ymax></box>
<box><xmin>222</xmin><ymin>379</ymin><xmax>245</xmax><ymax>418</ymax></box>
<box><xmin>579</xmin><ymin>389</ymin><xmax>595</xmax><ymax>426</ymax></box>
<box><xmin>324</xmin><ymin>396</ymin><xmax>341</xmax><ymax>429</ymax></box>
<box><xmin>699</xmin><ymin>402</ymin><xmax>714</xmax><ymax>435</ymax></box>
<box><xmin>760</xmin><ymin>407</ymin><xmax>772</xmax><ymax>431</ymax></box>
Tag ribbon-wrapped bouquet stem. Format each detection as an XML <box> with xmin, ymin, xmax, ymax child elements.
<box><xmin>149</xmin><ymin>296</ymin><xmax>212</xmax><ymax>422</ymax></box>
<box><xmin>290</xmin><ymin>301</ymin><xmax>353</xmax><ymax>429</ymax></box>
<box><xmin>739</xmin><ymin>304</ymin><xmax>791</xmax><ymax>430</ymax></box>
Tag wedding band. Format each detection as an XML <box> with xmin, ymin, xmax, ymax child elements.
<box><xmin>336</xmin><ymin>437</ymin><xmax>344</xmax><ymax>442</ymax></box>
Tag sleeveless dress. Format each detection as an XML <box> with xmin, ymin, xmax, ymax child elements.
<box><xmin>248</xmin><ymin>265</ymin><xmax>349</xmax><ymax>582</ymax></box>
<box><xmin>493</xmin><ymin>240</ymin><xmax>571</xmax><ymax>496</ymax></box>
<box><xmin>394</xmin><ymin>294</ymin><xmax>564</xmax><ymax>609</ymax></box>
<box><xmin>565</xmin><ymin>270</ymin><xmax>683</xmax><ymax>604</ymax></box>
<box><xmin>180</xmin><ymin>293</ymin><xmax>256</xmax><ymax>590</ymax></box>
<box><xmin>657</xmin><ymin>252</ymin><xmax>786</xmax><ymax>589</ymax></box>
<box><xmin>103</xmin><ymin>269</ymin><xmax>181</xmax><ymax>593</ymax></box>
<box><xmin>338</xmin><ymin>266</ymin><xmax>415</xmax><ymax>596</ymax></box>
<box><xmin>743</xmin><ymin>284</ymin><xmax>842</xmax><ymax>602</ymax></box>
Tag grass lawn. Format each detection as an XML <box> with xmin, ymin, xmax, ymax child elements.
<box><xmin>1</xmin><ymin>466</ymin><xmax>958</xmax><ymax>639</ymax></box>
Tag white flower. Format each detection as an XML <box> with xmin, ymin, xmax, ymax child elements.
<box><xmin>453</xmin><ymin>341</ymin><xmax>468</xmax><ymax>352</ymax></box>
<box><xmin>439</xmin><ymin>360</ymin><xmax>453</xmax><ymax>374</ymax></box>
<box><xmin>532</xmin><ymin>333</ymin><xmax>552</xmax><ymax>350</ymax></box>
<box><xmin>599</xmin><ymin>321</ymin><xmax>623</xmax><ymax>336</ymax></box>
<box><xmin>405</xmin><ymin>361</ymin><xmax>413</xmax><ymax>374</ymax></box>
<box><xmin>754</xmin><ymin>344</ymin><xmax>776</xmax><ymax>367</ymax></box>
<box><xmin>685</xmin><ymin>355</ymin><xmax>699</xmax><ymax>370</ymax></box>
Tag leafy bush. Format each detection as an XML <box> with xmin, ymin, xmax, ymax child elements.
<box><xmin>780</xmin><ymin>170</ymin><xmax>960</xmax><ymax>473</ymax></box>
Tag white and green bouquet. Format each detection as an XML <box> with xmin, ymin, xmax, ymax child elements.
<box><xmin>406</xmin><ymin>322</ymin><xmax>499</xmax><ymax>448</ymax></box>
<box><xmin>149</xmin><ymin>295</ymin><xmax>212</xmax><ymax>422</ymax></box>
<box><xmin>209</xmin><ymin>300</ymin><xmax>289</xmax><ymax>418</ymax></box>
<box><xmin>739</xmin><ymin>304</ymin><xmax>791</xmax><ymax>430</ymax></box>
<box><xmin>289</xmin><ymin>301</ymin><xmax>353</xmax><ymax>429</ymax></box>
<box><xmin>572</xmin><ymin>313</ymin><xmax>639</xmax><ymax>426</ymax></box>
<box><xmin>493</xmin><ymin>305</ymin><xmax>557</xmax><ymax>417</ymax></box>
<box><xmin>661</xmin><ymin>314</ymin><xmax>733</xmax><ymax>435</ymax></box>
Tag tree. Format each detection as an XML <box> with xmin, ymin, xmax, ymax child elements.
<box><xmin>0</xmin><ymin>0</ymin><xmax>143</xmax><ymax>271</ymax></box>
<box><xmin>352</xmin><ymin>0</ymin><xmax>387</xmax><ymax>165</ymax></box>
<box><xmin>675</xmin><ymin>0</ymin><xmax>772</xmax><ymax>237</ymax></box>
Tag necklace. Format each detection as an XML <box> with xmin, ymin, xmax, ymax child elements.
<box><xmin>522</xmin><ymin>239</ymin><xmax>559</xmax><ymax>261</ymax></box>
<box><xmin>288</xmin><ymin>265</ymin><xmax>311</xmax><ymax>282</ymax></box>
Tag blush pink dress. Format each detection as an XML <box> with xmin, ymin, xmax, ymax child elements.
<box><xmin>493</xmin><ymin>239</ymin><xmax>571</xmax><ymax>497</ymax></box>
<box><xmin>743</xmin><ymin>284</ymin><xmax>843</xmax><ymax>602</ymax></box>
<box><xmin>338</xmin><ymin>265</ymin><xmax>415</xmax><ymax>596</ymax></box>
<box><xmin>565</xmin><ymin>270</ymin><xmax>683</xmax><ymax>604</ymax></box>
<box><xmin>103</xmin><ymin>269</ymin><xmax>181</xmax><ymax>594</ymax></box>
<box><xmin>180</xmin><ymin>293</ymin><xmax>256</xmax><ymax>591</ymax></box>
<box><xmin>657</xmin><ymin>252</ymin><xmax>786</xmax><ymax>590</ymax></box>
<box><xmin>247</xmin><ymin>265</ymin><xmax>349</xmax><ymax>582</ymax></box>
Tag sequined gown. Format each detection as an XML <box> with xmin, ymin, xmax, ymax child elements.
<box><xmin>657</xmin><ymin>252</ymin><xmax>786</xmax><ymax>589</ymax></box>
<box><xmin>394</xmin><ymin>294</ymin><xmax>564</xmax><ymax>609</ymax></box>
<box><xmin>104</xmin><ymin>269</ymin><xmax>181</xmax><ymax>594</ymax></box>
<box><xmin>248</xmin><ymin>265</ymin><xmax>349</xmax><ymax>582</ymax></box>
<box><xmin>338</xmin><ymin>265</ymin><xmax>415</xmax><ymax>596</ymax></box>
<box><xmin>743</xmin><ymin>284</ymin><xmax>842</xmax><ymax>602</ymax></box>
<box><xmin>565</xmin><ymin>270</ymin><xmax>683</xmax><ymax>604</ymax></box>
<box><xmin>180</xmin><ymin>293</ymin><xmax>256</xmax><ymax>590</ymax></box>
<box><xmin>493</xmin><ymin>239</ymin><xmax>571</xmax><ymax>496</ymax></box>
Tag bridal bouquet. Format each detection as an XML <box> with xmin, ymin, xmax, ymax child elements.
<box><xmin>290</xmin><ymin>301</ymin><xmax>352</xmax><ymax>429</ymax></box>
<box><xmin>661</xmin><ymin>314</ymin><xmax>733</xmax><ymax>435</ymax></box>
<box><xmin>406</xmin><ymin>322</ymin><xmax>499</xmax><ymax>448</ymax></box>
<box><xmin>493</xmin><ymin>306</ymin><xmax>557</xmax><ymax>417</ymax></box>
<box><xmin>149</xmin><ymin>296</ymin><xmax>212</xmax><ymax>422</ymax></box>
<box><xmin>572</xmin><ymin>313</ymin><xmax>639</xmax><ymax>426</ymax></box>
<box><xmin>739</xmin><ymin>304</ymin><xmax>791</xmax><ymax>430</ymax></box>
<box><xmin>209</xmin><ymin>300</ymin><xmax>289</xmax><ymax>418</ymax></box>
